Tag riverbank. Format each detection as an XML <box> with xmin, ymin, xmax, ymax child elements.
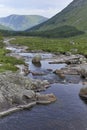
<box><xmin>10</xmin><ymin>36</ymin><xmax>87</xmax><ymax>56</ymax></box>
<box><xmin>0</xmin><ymin>38</ymin><xmax>25</xmax><ymax>73</ymax></box>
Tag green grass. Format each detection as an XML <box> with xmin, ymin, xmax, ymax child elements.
<box><xmin>10</xmin><ymin>34</ymin><xmax>87</xmax><ymax>56</ymax></box>
<box><xmin>0</xmin><ymin>45</ymin><xmax>25</xmax><ymax>72</ymax></box>
<box><xmin>0</xmin><ymin>64</ymin><xmax>18</xmax><ymax>72</ymax></box>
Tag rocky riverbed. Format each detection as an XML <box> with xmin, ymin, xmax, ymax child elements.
<box><xmin>1</xmin><ymin>38</ymin><xmax>87</xmax><ymax>117</ymax></box>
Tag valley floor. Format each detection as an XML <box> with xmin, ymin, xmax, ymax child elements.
<box><xmin>10</xmin><ymin>34</ymin><xmax>87</xmax><ymax>56</ymax></box>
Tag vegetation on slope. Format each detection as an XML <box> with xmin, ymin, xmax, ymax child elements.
<box><xmin>28</xmin><ymin>0</ymin><xmax>87</xmax><ymax>32</ymax></box>
<box><xmin>0</xmin><ymin>24</ymin><xmax>12</xmax><ymax>30</ymax></box>
<box><xmin>27</xmin><ymin>25</ymin><xmax>84</xmax><ymax>38</ymax></box>
<box><xmin>0</xmin><ymin>25</ymin><xmax>84</xmax><ymax>38</ymax></box>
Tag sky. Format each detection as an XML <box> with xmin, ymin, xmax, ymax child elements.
<box><xmin>0</xmin><ymin>0</ymin><xmax>73</xmax><ymax>18</ymax></box>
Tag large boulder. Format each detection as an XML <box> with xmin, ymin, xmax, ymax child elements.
<box><xmin>79</xmin><ymin>85</ymin><xmax>87</xmax><ymax>99</ymax></box>
<box><xmin>79</xmin><ymin>64</ymin><xmax>87</xmax><ymax>79</ymax></box>
<box><xmin>32</xmin><ymin>54</ymin><xmax>42</xmax><ymax>63</ymax></box>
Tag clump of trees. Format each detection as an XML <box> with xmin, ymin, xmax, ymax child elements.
<box><xmin>0</xmin><ymin>32</ymin><xmax>4</xmax><ymax>48</ymax></box>
<box><xmin>27</xmin><ymin>25</ymin><xmax>84</xmax><ymax>38</ymax></box>
<box><xmin>0</xmin><ymin>25</ymin><xmax>85</xmax><ymax>38</ymax></box>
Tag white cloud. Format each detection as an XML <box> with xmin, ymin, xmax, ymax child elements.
<box><xmin>0</xmin><ymin>4</ymin><xmax>5</xmax><ymax>8</ymax></box>
<box><xmin>0</xmin><ymin>6</ymin><xmax>59</xmax><ymax>18</ymax></box>
<box><xmin>0</xmin><ymin>0</ymin><xmax>73</xmax><ymax>18</ymax></box>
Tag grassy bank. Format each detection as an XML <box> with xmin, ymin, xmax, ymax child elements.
<box><xmin>0</xmin><ymin>40</ymin><xmax>24</xmax><ymax>72</ymax></box>
<box><xmin>10</xmin><ymin>34</ymin><xmax>87</xmax><ymax>56</ymax></box>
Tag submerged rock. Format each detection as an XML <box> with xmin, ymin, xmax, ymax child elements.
<box><xmin>54</xmin><ymin>66</ymin><xmax>79</xmax><ymax>76</ymax></box>
<box><xmin>32</xmin><ymin>62</ymin><xmax>41</xmax><ymax>67</ymax></box>
<box><xmin>36</xmin><ymin>93</ymin><xmax>56</xmax><ymax>104</ymax></box>
<box><xmin>31</xmin><ymin>71</ymin><xmax>45</xmax><ymax>76</ymax></box>
<box><xmin>53</xmin><ymin>69</ymin><xmax>65</xmax><ymax>79</ymax></box>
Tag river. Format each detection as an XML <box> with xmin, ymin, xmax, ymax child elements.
<box><xmin>0</xmin><ymin>43</ymin><xmax>87</xmax><ymax>130</ymax></box>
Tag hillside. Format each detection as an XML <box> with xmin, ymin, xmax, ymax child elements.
<box><xmin>0</xmin><ymin>24</ymin><xmax>12</xmax><ymax>30</ymax></box>
<box><xmin>27</xmin><ymin>25</ymin><xmax>84</xmax><ymax>38</ymax></box>
<box><xmin>28</xmin><ymin>0</ymin><xmax>87</xmax><ymax>32</ymax></box>
<box><xmin>0</xmin><ymin>14</ymin><xmax>48</xmax><ymax>31</ymax></box>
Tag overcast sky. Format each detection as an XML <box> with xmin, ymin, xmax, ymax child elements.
<box><xmin>0</xmin><ymin>0</ymin><xmax>73</xmax><ymax>18</ymax></box>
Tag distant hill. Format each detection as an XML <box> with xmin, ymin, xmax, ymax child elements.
<box><xmin>0</xmin><ymin>24</ymin><xmax>12</xmax><ymax>30</ymax></box>
<box><xmin>28</xmin><ymin>0</ymin><xmax>87</xmax><ymax>32</ymax></box>
<box><xmin>0</xmin><ymin>14</ymin><xmax>48</xmax><ymax>31</ymax></box>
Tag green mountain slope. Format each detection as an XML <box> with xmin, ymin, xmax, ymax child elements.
<box><xmin>0</xmin><ymin>24</ymin><xmax>12</xmax><ymax>30</ymax></box>
<box><xmin>0</xmin><ymin>14</ymin><xmax>48</xmax><ymax>31</ymax></box>
<box><xmin>28</xmin><ymin>25</ymin><xmax>84</xmax><ymax>38</ymax></box>
<box><xmin>29</xmin><ymin>0</ymin><xmax>87</xmax><ymax>32</ymax></box>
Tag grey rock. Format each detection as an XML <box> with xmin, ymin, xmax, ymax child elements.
<box><xmin>79</xmin><ymin>85</ymin><xmax>87</xmax><ymax>100</ymax></box>
<box><xmin>65</xmin><ymin>52</ymin><xmax>71</xmax><ymax>56</ymax></box>
<box><xmin>0</xmin><ymin>71</ymin><xmax>54</xmax><ymax>113</ymax></box>
<box><xmin>49</xmin><ymin>54</ymin><xmax>86</xmax><ymax>65</ymax></box>
<box><xmin>36</xmin><ymin>93</ymin><xmax>56</xmax><ymax>104</ymax></box>
<box><xmin>80</xmin><ymin>64</ymin><xmax>87</xmax><ymax>78</ymax></box>
<box><xmin>22</xmin><ymin>90</ymin><xmax>36</xmax><ymax>99</ymax></box>
<box><xmin>32</xmin><ymin>54</ymin><xmax>42</xmax><ymax>63</ymax></box>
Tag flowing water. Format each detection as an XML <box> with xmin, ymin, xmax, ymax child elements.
<box><xmin>1</xmin><ymin>45</ymin><xmax>87</xmax><ymax>130</ymax></box>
